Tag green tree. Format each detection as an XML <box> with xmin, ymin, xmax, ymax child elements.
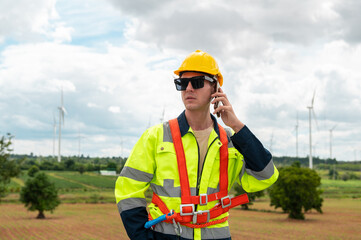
<box><xmin>76</xmin><ymin>164</ymin><xmax>86</xmax><ymax>175</ymax></box>
<box><xmin>107</xmin><ymin>161</ymin><xmax>117</xmax><ymax>170</ymax></box>
<box><xmin>64</xmin><ymin>159</ymin><xmax>75</xmax><ymax>170</ymax></box>
<box><xmin>28</xmin><ymin>165</ymin><xmax>40</xmax><ymax>177</ymax></box>
<box><xmin>234</xmin><ymin>183</ymin><xmax>264</xmax><ymax>210</ymax></box>
<box><xmin>20</xmin><ymin>172</ymin><xmax>60</xmax><ymax>218</ymax></box>
<box><xmin>269</xmin><ymin>162</ymin><xmax>323</xmax><ymax>219</ymax></box>
<box><xmin>328</xmin><ymin>167</ymin><xmax>339</xmax><ymax>180</ymax></box>
<box><xmin>0</xmin><ymin>133</ymin><xmax>21</xmax><ymax>199</ymax></box>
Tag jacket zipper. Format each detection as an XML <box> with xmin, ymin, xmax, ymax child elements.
<box><xmin>196</xmin><ymin>137</ymin><xmax>218</xmax><ymax>195</ymax></box>
<box><xmin>191</xmin><ymin>132</ymin><xmax>218</xmax><ymax>239</ymax></box>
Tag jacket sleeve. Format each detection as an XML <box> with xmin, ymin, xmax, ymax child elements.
<box><xmin>115</xmin><ymin>127</ymin><xmax>157</xmax><ymax>240</ymax></box>
<box><xmin>230</xmin><ymin>125</ymin><xmax>279</xmax><ymax>192</ymax></box>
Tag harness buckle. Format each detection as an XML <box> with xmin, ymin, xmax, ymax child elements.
<box><xmin>180</xmin><ymin>204</ymin><xmax>195</xmax><ymax>216</ymax></box>
<box><xmin>193</xmin><ymin>210</ymin><xmax>210</xmax><ymax>224</ymax></box>
<box><xmin>199</xmin><ymin>194</ymin><xmax>208</xmax><ymax>205</ymax></box>
<box><xmin>221</xmin><ymin>196</ymin><xmax>231</xmax><ymax>208</ymax></box>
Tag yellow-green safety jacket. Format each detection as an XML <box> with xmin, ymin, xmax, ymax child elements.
<box><xmin>115</xmin><ymin>111</ymin><xmax>279</xmax><ymax>240</ymax></box>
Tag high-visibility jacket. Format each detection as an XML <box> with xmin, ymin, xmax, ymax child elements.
<box><xmin>115</xmin><ymin>111</ymin><xmax>279</xmax><ymax>240</ymax></box>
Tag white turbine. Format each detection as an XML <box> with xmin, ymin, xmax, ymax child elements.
<box><xmin>57</xmin><ymin>89</ymin><xmax>67</xmax><ymax>162</ymax></box>
<box><xmin>269</xmin><ymin>131</ymin><xmax>274</xmax><ymax>153</ymax></box>
<box><xmin>295</xmin><ymin>112</ymin><xmax>299</xmax><ymax>158</ymax></box>
<box><xmin>160</xmin><ymin>107</ymin><xmax>165</xmax><ymax>123</ymax></box>
<box><xmin>329</xmin><ymin>124</ymin><xmax>337</xmax><ymax>159</ymax></box>
<box><xmin>77</xmin><ymin>130</ymin><xmax>86</xmax><ymax>158</ymax></box>
<box><xmin>53</xmin><ymin>114</ymin><xmax>57</xmax><ymax>158</ymax></box>
<box><xmin>307</xmin><ymin>90</ymin><xmax>319</xmax><ymax>169</ymax></box>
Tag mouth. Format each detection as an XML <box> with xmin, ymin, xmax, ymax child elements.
<box><xmin>185</xmin><ymin>95</ymin><xmax>196</xmax><ymax>100</ymax></box>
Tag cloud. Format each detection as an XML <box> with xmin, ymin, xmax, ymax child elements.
<box><xmin>49</xmin><ymin>22</ymin><xmax>74</xmax><ymax>43</ymax></box>
<box><xmin>108</xmin><ymin>106</ymin><xmax>120</xmax><ymax>113</ymax></box>
<box><xmin>1</xmin><ymin>0</ymin><xmax>360</xmax><ymax>161</ymax></box>
<box><xmin>333</xmin><ymin>0</ymin><xmax>361</xmax><ymax>43</ymax></box>
<box><xmin>0</xmin><ymin>0</ymin><xmax>58</xmax><ymax>42</ymax></box>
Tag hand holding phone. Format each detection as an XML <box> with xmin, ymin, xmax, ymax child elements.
<box><xmin>213</xmin><ymin>82</ymin><xmax>222</xmax><ymax>117</ymax></box>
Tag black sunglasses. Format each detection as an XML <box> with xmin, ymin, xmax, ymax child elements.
<box><xmin>174</xmin><ymin>75</ymin><xmax>215</xmax><ymax>91</ymax></box>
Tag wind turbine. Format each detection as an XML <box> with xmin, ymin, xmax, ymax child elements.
<box><xmin>295</xmin><ymin>112</ymin><xmax>299</xmax><ymax>158</ymax></box>
<box><xmin>160</xmin><ymin>107</ymin><xmax>165</xmax><ymax>123</ymax></box>
<box><xmin>57</xmin><ymin>89</ymin><xmax>67</xmax><ymax>162</ymax></box>
<box><xmin>53</xmin><ymin>114</ymin><xmax>57</xmax><ymax>158</ymax></box>
<box><xmin>269</xmin><ymin>131</ymin><xmax>274</xmax><ymax>153</ymax></box>
<box><xmin>307</xmin><ymin>90</ymin><xmax>319</xmax><ymax>169</ymax></box>
<box><xmin>77</xmin><ymin>130</ymin><xmax>86</xmax><ymax>158</ymax></box>
<box><xmin>329</xmin><ymin>124</ymin><xmax>337</xmax><ymax>159</ymax></box>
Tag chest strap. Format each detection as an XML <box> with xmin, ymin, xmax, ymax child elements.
<box><xmin>151</xmin><ymin>193</ymin><xmax>249</xmax><ymax>226</ymax></box>
<box><xmin>169</xmin><ymin>118</ymin><xmax>229</xmax><ymax>204</ymax></box>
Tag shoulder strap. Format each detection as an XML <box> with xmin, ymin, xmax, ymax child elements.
<box><xmin>218</xmin><ymin>123</ymin><xmax>229</xmax><ymax>194</ymax></box>
<box><xmin>169</xmin><ymin>118</ymin><xmax>192</xmax><ymax>203</ymax></box>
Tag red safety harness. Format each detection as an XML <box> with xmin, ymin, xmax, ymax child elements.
<box><xmin>150</xmin><ymin>118</ymin><xmax>249</xmax><ymax>228</ymax></box>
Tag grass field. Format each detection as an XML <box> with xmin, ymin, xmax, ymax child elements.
<box><xmin>320</xmin><ymin>179</ymin><xmax>361</xmax><ymax>198</ymax></box>
<box><xmin>0</xmin><ymin>198</ymin><xmax>360</xmax><ymax>240</ymax></box>
<box><xmin>6</xmin><ymin>170</ymin><xmax>361</xmax><ymax>201</ymax></box>
<box><xmin>2</xmin><ymin>170</ymin><xmax>361</xmax><ymax>239</ymax></box>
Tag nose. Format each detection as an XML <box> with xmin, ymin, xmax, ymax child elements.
<box><xmin>185</xmin><ymin>81</ymin><xmax>193</xmax><ymax>91</ymax></box>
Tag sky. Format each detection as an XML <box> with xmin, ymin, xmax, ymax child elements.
<box><xmin>0</xmin><ymin>0</ymin><xmax>360</xmax><ymax>161</ymax></box>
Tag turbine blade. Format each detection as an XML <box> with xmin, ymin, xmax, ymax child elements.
<box><xmin>331</xmin><ymin>124</ymin><xmax>337</xmax><ymax>131</ymax></box>
<box><xmin>311</xmin><ymin>89</ymin><xmax>316</xmax><ymax>106</ymax></box>
<box><xmin>61</xmin><ymin>88</ymin><xmax>64</xmax><ymax>107</ymax></box>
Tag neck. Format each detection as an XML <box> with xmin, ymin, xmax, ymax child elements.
<box><xmin>185</xmin><ymin>109</ymin><xmax>213</xmax><ymax>131</ymax></box>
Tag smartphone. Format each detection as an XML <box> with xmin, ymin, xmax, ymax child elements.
<box><xmin>214</xmin><ymin>82</ymin><xmax>221</xmax><ymax>117</ymax></box>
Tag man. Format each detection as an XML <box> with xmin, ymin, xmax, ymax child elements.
<box><xmin>115</xmin><ymin>50</ymin><xmax>278</xmax><ymax>240</ymax></box>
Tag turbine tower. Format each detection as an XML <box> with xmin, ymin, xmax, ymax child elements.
<box><xmin>329</xmin><ymin>124</ymin><xmax>337</xmax><ymax>159</ymax></box>
<box><xmin>307</xmin><ymin>90</ymin><xmax>318</xmax><ymax>169</ymax></box>
<box><xmin>295</xmin><ymin>112</ymin><xmax>299</xmax><ymax>158</ymax></box>
<box><xmin>53</xmin><ymin>114</ymin><xmax>57</xmax><ymax>158</ymax></box>
<box><xmin>57</xmin><ymin>89</ymin><xmax>67</xmax><ymax>162</ymax></box>
<box><xmin>160</xmin><ymin>107</ymin><xmax>165</xmax><ymax>123</ymax></box>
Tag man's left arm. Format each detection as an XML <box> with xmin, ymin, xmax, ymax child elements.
<box><xmin>230</xmin><ymin>126</ymin><xmax>279</xmax><ymax>192</ymax></box>
<box><xmin>212</xmin><ymin>88</ymin><xmax>278</xmax><ymax>192</ymax></box>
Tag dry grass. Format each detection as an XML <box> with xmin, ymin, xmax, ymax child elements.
<box><xmin>0</xmin><ymin>198</ymin><xmax>360</xmax><ymax>239</ymax></box>
<box><xmin>230</xmin><ymin>198</ymin><xmax>361</xmax><ymax>240</ymax></box>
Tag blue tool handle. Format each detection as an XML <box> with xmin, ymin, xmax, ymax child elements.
<box><xmin>144</xmin><ymin>214</ymin><xmax>167</xmax><ymax>229</ymax></box>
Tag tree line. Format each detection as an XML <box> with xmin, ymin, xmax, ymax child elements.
<box><xmin>10</xmin><ymin>154</ymin><xmax>127</xmax><ymax>174</ymax></box>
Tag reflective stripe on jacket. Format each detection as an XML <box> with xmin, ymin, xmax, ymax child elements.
<box><xmin>115</xmin><ymin>111</ymin><xmax>279</xmax><ymax>240</ymax></box>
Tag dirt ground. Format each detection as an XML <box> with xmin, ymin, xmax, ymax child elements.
<box><xmin>0</xmin><ymin>198</ymin><xmax>360</xmax><ymax>240</ymax></box>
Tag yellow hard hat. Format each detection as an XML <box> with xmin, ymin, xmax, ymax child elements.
<box><xmin>174</xmin><ymin>50</ymin><xmax>224</xmax><ymax>86</ymax></box>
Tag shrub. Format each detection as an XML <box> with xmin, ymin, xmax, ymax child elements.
<box><xmin>20</xmin><ymin>172</ymin><xmax>60</xmax><ymax>218</ymax></box>
<box><xmin>269</xmin><ymin>162</ymin><xmax>323</xmax><ymax>219</ymax></box>
<box><xmin>28</xmin><ymin>165</ymin><xmax>40</xmax><ymax>177</ymax></box>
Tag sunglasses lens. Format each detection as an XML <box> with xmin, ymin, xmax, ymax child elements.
<box><xmin>174</xmin><ymin>76</ymin><xmax>209</xmax><ymax>91</ymax></box>
<box><xmin>174</xmin><ymin>79</ymin><xmax>188</xmax><ymax>91</ymax></box>
<box><xmin>190</xmin><ymin>77</ymin><xmax>204</xmax><ymax>89</ymax></box>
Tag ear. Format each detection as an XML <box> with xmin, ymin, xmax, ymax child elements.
<box><xmin>211</xmin><ymin>82</ymin><xmax>217</xmax><ymax>94</ymax></box>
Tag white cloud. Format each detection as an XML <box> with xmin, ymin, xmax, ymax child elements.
<box><xmin>108</xmin><ymin>106</ymin><xmax>120</xmax><ymax>113</ymax></box>
<box><xmin>1</xmin><ymin>0</ymin><xmax>360</xmax><ymax>161</ymax></box>
<box><xmin>49</xmin><ymin>22</ymin><xmax>74</xmax><ymax>43</ymax></box>
<box><xmin>0</xmin><ymin>0</ymin><xmax>58</xmax><ymax>42</ymax></box>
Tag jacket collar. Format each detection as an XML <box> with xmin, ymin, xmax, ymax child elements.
<box><xmin>177</xmin><ymin>110</ymin><xmax>220</xmax><ymax>137</ymax></box>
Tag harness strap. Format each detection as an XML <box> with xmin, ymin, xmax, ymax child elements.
<box><xmin>169</xmin><ymin>118</ymin><xmax>230</xmax><ymax>204</ymax></box>
<box><xmin>151</xmin><ymin>193</ymin><xmax>249</xmax><ymax>226</ymax></box>
<box><xmin>169</xmin><ymin>119</ymin><xmax>192</xmax><ymax>203</ymax></box>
